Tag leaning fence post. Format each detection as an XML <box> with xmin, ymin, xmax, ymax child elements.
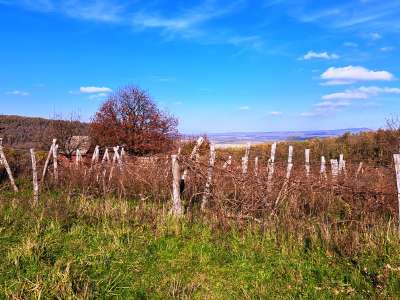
<box><xmin>0</xmin><ymin>138</ymin><xmax>18</xmax><ymax>192</ymax></box>
<box><xmin>91</xmin><ymin>145</ymin><xmax>100</xmax><ymax>165</ymax></box>
<box><xmin>53</xmin><ymin>144</ymin><xmax>58</xmax><ymax>182</ymax></box>
<box><xmin>393</xmin><ymin>154</ymin><xmax>400</xmax><ymax>231</ymax></box>
<box><xmin>286</xmin><ymin>145</ymin><xmax>293</xmax><ymax>179</ymax></box>
<box><xmin>102</xmin><ymin>148</ymin><xmax>110</xmax><ymax>164</ymax></box>
<box><xmin>171</xmin><ymin>155</ymin><xmax>183</xmax><ymax>216</ymax></box>
<box><xmin>42</xmin><ymin>139</ymin><xmax>55</xmax><ymax>181</ymax></box>
<box><xmin>305</xmin><ymin>149</ymin><xmax>310</xmax><ymax>177</ymax></box>
<box><xmin>181</xmin><ymin>137</ymin><xmax>204</xmax><ymax>181</ymax></box>
<box><xmin>223</xmin><ymin>155</ymin><xmax>232</xmax><ymax>169</ymax></box>
<box><xmin>30</xmin><ymin>149</ymin><xmax>39</xmax><ymax>204</ymax></box>
<box><xmin>201</xmin><ymin>144</ymin><xmax>216</xmax><ymax>211</ymax></box>
<box><xmin>267</xmin><ymin>142</ymin><xmax>277</xmax><ymax>192</ymax></box>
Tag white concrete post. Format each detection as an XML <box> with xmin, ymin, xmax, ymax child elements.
<box><xmin>286</xmin><ymin>145</ymin><xmax>293</xmax><ymax>179</ymax></box>
<box><xmin>267</xmin><ymin>142</ymin><xmax>277</xmax><ymax>192</ymax></box>
<box><xmin>305</xmin><ymin>149</ymin><xmax>310</xmax><ymax>177</ymax></box>
<box><xmin>320</xmin><ymin>156</ymin><xmax>327</xmax><ymax>179</ymax></box>
<box><xmin>254</xmin><ymin>157</ymin><xmax>259</xmax><ymax>177</ymax></box>
<box><xmin>338</xmin><ymin>154</ymin><xmax>344</xmax><ymax>175</ymax></box>
<box><xmin>223</xmin><ymin>155</ymin><xmax>232</xmax><ymax>169</ymax></box>
<box><xmin>201</xmin><ymin>144</ymin><xmax>216</xmax><ymax>211</ymax></box>
<box><xmin>0</xmin><ymin>138</ymin><xmax>18</xmax><ymax>192</ymax></box>
<box><xmin>30</xmin><ymin>149</ymin><xmax>39</xmax><ymax>204</ymax></box>
<box><xmin>53</xmin><ymin>144</ymin><xmax>58</xmax><ymax>182</ymax></box>
<box><xmin>102</xmin><ymin>148</ymin><xmax>110</xmax><ymax>164</ymax></box>
<box><xmin>182</xmin><ymin>137</ymin><xmax>204</xmax><ymax>181</ymax></box>
<box><xmin>91</xmin><ymin>145</ymin><xmax>100</xmax><ymax>164</ymax></box>
<box><xmin>330</xmin><ymin>159</ymin><xmax>339</xmax><ymax>178</ymax></box>
<box><xmin>356</xmin><ymin>162</ymin><xmax>363</xmax><ymax>178</ymax></box>
<box><xmin>394</xmin><ymin>154</ymin><xmax>400</xmax><ymax>231</ymax></box>
<box><xmin>42</xmin><ymin>139</ymin><xmax>56</xmax><ymax>181</ymax></box>
<box><xmin>171</xmin><ymin>155</ymin><xmax>183</xmax><ymax>216</ymax></box>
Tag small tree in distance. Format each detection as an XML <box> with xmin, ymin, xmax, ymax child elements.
<box><xmin>90</xmin><ymin>85</ymin><xmax>179</xmax><ymax>155</ymax></box>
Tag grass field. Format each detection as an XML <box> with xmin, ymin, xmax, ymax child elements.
<box><xmin>1</xmin><ymin>186</ymin><xmax>400</xmax><ymax>299</ymax></box>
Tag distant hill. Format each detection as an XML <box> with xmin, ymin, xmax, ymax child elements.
<box><xmin>203</xmin><ymin>128</ymin><xmax>371</xmax><ymax>145</ymax></box>
<box><xmin>0</xmin><ymin>115</ymin><xmax>88</xmax><ymax>150</ymax></box>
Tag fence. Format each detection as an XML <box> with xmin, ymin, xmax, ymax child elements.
<box><xmin>1</xmin><ymin>137</ymin><xmax>400</xmax><ymax>228</ymax></box>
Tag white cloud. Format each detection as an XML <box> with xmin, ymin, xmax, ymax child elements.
<box><xmin>380</xmin><ymin>46</ymin><xmax>395</xmax><ymax>52</ymax></box>
<box><xmin>343</xmin><ymin>42</ymin><xmax>358</xmax><ymax>48</ymax></box>
<box><xmin>268</xmin><ymin>111</ymin><xmax>282</xmax><ymax>116</ymax></box>
<box><xmin>5</xmin><ymin>90</ymin><xmax>30</xmax><ymax>96</ymax></box>
<box><xmin>88</xmin><ymin>93</ymin><xmax>108</xmax><ymax>100</ymax></box>
<box><xmin>239</xmin><ymin>106</ymin><xmax>250</xmax><ymax>111</ymax></box>
<box><xmin>370</xmin><ymin>32</ymin><xmax>382</xmax><ymax>40</ymax></box>
<box><xmin>320</xmin><ymin>66</ymin><xmax>394</xmax><ymax>85</ymax></box>
<box><xmin>80</xmin><ymin>86</ymin><xmax>112</xmax><ymax>94</ymax></box>
<box><xmin>301</xmin><ymin>51</ymin><xmax>339</xmax><ymax>60</ymax></box>
<box><xmin>323</xmin><ymin>86</ymin><xmax>400</xmax><ymax>100</ymax></box>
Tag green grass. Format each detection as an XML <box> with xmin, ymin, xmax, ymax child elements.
<box><xmin>1</xmin><ymin>192</ymin><xmax>400</xmax><ymax>299</ymax></box>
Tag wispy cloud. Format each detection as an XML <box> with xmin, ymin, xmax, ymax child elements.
<box><xmin>322</xmin><ymin>86</ymin><xmax>400</xmax><ymax>100</ymax></box>
<box><xmin>320</xmin><ymin>66</ymin><xmax>394</xmax><ymax>85</ymax></box>
<box><xmin>5</xmin><ymin>90</ymin><xmax>30</xmax><ymax>96</ymax></box>
<box><xmin>80</xmin><ymin>86</ymin><xmax>112</xmax><ymax>94</ymax></box>
<box><xmin>239</xmin><ymin>106</ymin><xmax>250</xmax><ymax>111</ymax></box>
<box><xmin>268</xmin><ymin>111</ymin><xmax>282</xmax><ymax>116</ymax></box>
<box><xmin>300</xmin><ymin>51</ymin><xmax>339</xmax><ymax>60</ymax></box>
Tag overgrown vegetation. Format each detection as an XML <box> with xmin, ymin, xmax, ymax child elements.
<box><xmin>1</xmin><ymin>188</ymin><xmax>400</xmax><ymax>298</ymax></box>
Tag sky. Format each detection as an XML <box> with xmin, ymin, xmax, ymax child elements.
<box><xmin>0</xmin><ymin>0</ymin><xmax>400</xmax><ymax>133</ymax></box>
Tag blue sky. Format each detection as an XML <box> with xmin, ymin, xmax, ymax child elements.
<box><xmin>0</xmin><ymin>0</ymin><xmax>399</xmax><ymax>133</ymax></box>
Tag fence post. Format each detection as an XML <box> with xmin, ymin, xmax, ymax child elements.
<box><xmin>320</xmin><ymin>156</ymin><xmax>327</xmax><ymax>179</ymax></box>
<box><xmin>330</xmin><ymin>159</ymin><xmax>339</xmax><ymax>179</ymax></box>
<box><xmin>91</xmin><ymin>145</ymin><xmax>100</xmax><ymax>165</ymax></box>
<box><xmin>42</xmin><ymin>139</ymin><xmax>55</xmax><ymax>181</ymax></box>
<box><xmin>242</xmin><ymin>143</ymin><xmax>250</xmax><ymax>175</ymax></box>
<box><xmin>267</xmin><ymin>142</ymin><xmax>276</xmax><ymax>192</ymax></box>
<box><xmin>254</xmin><ymin>156</ymin><xmax>259</xmax><ymax>177</ymax></box>
<box><xmin>394</xmin><ymin>154</ymin><xmax>400</xmax><ymax>231</ymax></box>
<box><xmin>223</xmin><ymin>155</ymin><xmax>232</xmax><ymax>169</ymax></box>
<box><xmin>338</xmin><ymin>154</ymin><xmax>344</xmax><ymax>175</ymax></box>
<box><xmin>201</xmin><ymin>144</ymin><xmax>216</xmax><ymax>211</ymax></box>
<box><xmin>75</xmin><ymin>149</ymin><xmax>81</xmax><ymax>166</ymax></box>
<box><xmin>305</xmin><ymin>149</ymin><xmax>310</xmax><ymax>177</ymax></box>
<box><xmin>0</xmin><ymin>138</ymin><xmax>18</xmax><ymax>192</ymax></box>
<box><xmin>30</xmin><ymin>149</ymin><xmax>39</xmax><ymax>204</ymax></box>
<box><xmin>53</xmin><ymin>144</ymin><xmax>58</xmax><ymax>182</ymax></box>
<box><xmin>356</xmin><ymin>162</ymin><xmax>363</xmax><ymax>178</ymax></box>
<box><xmin>286</xmin><ymin>145</ymin><xmax>293</xmax><ymax>179</ymax></box>
<box><xmin>181</xmin><ymin>137</ymin><xmax>204</xmax><ymax>181</ymax></box>
<box><xmin>102</xmin><ymin>148</ymin><xmax>110</xmax><ymax>164</ymax></box>
<box><xmin>171</xmin><ymin>154</ymin><xmax>183</xmax><ymax>216</ymax></box>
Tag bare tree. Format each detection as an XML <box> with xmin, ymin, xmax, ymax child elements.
<box><xmin>42</xmin><ymin>113</ymin><xmax>88</xmax><ymax>159</ymax></box>
<box><xmin>90</xmin><ymin>85</ymin><xmax>178</xmax><ymax>155</ymax></box>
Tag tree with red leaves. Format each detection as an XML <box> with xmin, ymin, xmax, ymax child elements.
<box><xmin>90</xmin><ymin>86</ymin><xmax>178</xmax><ymax>155</ymax></box>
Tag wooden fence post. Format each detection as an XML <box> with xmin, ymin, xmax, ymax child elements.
<box><xmin>338</xmin><ymin>154</ymin><xmax>344</xmax><ymax>175</ymax></box>
<box><xmin>305</xmin><ymin>149</ymin><xmax>310</xmax><ymax>177</ymax></box>
<box><xmin>75</xmin><ymin>149</ymin><xmax>81</xmax><ymax>166</ymax></box>
<box><xmin>242</xmin><ymin>143</ymin><xmax>250</xmax><ymax>174</ymax></box>
<box><xmin>91</xmin><ymin>145</ymin><xmax>100</xmax><ymax>165</ymax></box>
<box><xmin>0</xmin><ymin>138</ymin><xmax>18</xmax><ymax>192</ymax></box>
<box><xmin>394</xmin><ymin>154</ymin><xmax>400</xmax><ymax>231</ymax></box>
<box><xmin>320</xmin><ymin>156</ymin><xmax>327</xmax><ymax>179</ymax></box>
<box><xmin>171</xmin><ymin>155</ymin><xmax>183</xmax><ymax>216</ymax></box>
<box><xmin>102</xmin><ymin>148</ymin><xmax>110</xmax><ymax>164</ymax></box>
<box><xmin>267</xmin><ymin>142</ymin><xmax>276</xmax><ymax>192</ymax></box>
<box><xmin>53</xmin><ymin>144</ymin><xmax>58</xmax><ymax>182</ymax></box>
<box><xmin>181</xmin><ymin>137</ymin><xmax>204</xmax><ymax>181</ymax></box>
<box><xmin>254</xmin><ymin>156</ymin><xmax>259</xmax><ymax>177</ymax></box>
<box><xmin>42</xmin><ymin>139</ymin><xmax>55</xmax><ymax>181</ymax></box>
<box><xmin>30</xmin><ymin>149</ymin><xmax>39</xmax><ymax>204</ymax></box>
<box><xmin>201</xmin><ymin>144</ymin><xmax>216</xmax><ymax>211</ymax></box>
<box><xmin>223</xmin><ymin>155</ymin><xmax>232</xmax><ymax>169</ymax></box>
<box><xmin>356</xmin><ymin>162</ymin><xmax>363</xmax><ymax>178</ymax></box>
<box><xmin>286</xmin><ymin>145</ymin><xmax>293</xmax><ymax>179</ymax></box>
<box><xmin>330</xmin><ymin>159</ymin><xmax>339</xmax><ymax>179</ymax></box>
